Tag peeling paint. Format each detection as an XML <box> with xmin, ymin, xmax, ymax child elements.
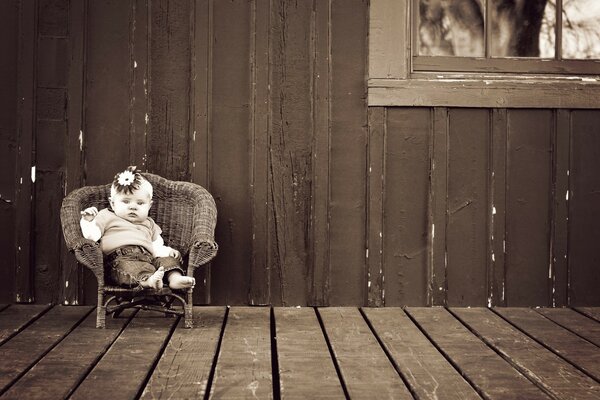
<box><xmin>134</xmin><ymin>60</ymin><xmax>137</xmax><ymax>68</ymax></box>
<box><xmin>566</xmin><ymin>191</ymin><xmax>569</xmax><ymax>201</ymax></box>
<box><xmin>31</xmin><ymin>166</ymin><xmax>36</xmax><ymax>183</ymax></box>
<box><xmin>79</xmin><ymin>130</ymin><xmax>83</xmax><ymax>151</ymax></box>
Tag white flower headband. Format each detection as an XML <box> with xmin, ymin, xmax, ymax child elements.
<box><xmin>110</xmin><ymin>166</ymin><xmax>153</xmax><ymax>198</ymax></box>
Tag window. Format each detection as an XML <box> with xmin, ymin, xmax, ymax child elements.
<box><xmin>414</xmin><ymin>0</ymin><xmax>600</xmax><ymax>74</ymax></box>
<box><xmin>368</xmin><ymin>0</ymin><xmax>600</xmax><ymax>108</ymax></box>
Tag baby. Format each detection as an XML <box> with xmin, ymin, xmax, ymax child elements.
<box><xmin>80</xmin><ymin>166</ymin><xmax>195</xmax><ymax>290</ymax></box>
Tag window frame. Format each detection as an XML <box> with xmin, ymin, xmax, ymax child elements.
<box><xmin>368</xmin><ymin>0</ymin><xmax>600</xmax><ymax>108</ymax></box>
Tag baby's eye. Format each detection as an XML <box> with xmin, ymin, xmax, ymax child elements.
<box><xmin>137</xmin><ymin>201</ymin><xmax>145</xmax><ymax>205</ymax></box>
<box><xmin>123</xmin><ymin>200</ymin><xmax>130</xmax><ymax>204</ymax></box>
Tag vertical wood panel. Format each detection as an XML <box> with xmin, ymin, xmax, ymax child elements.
<box><xmin>61</xmin><ymin>0</ymin><xmax>86</xmax><ymax>305</ymax></box>
<box><xmin>367</xmin><ymin>107</ymin><xmax>385</xmax><ymax>306</ymax></box>
<box><xmin>446</xmin><ymin>109</ymin><xmax>489</xmax><ymax>306</ymax></box>
<box><xmin>569</xmin><ymin>110</ymin><xmax>600</xmax><ymax>306</ymax></box>
<box><xmin>429</xmin><ymin>107</ymin><xmax>447</xmax><ymax>306</ymax></box>
<box><xmin>553</xmin><ymin>110</ymin><xmax>570</xmax><ymax>306</ymax></box>
<box><xmin>0</xmin><ymin>0</ymin><xmax>19</xmax><ymax>303</ymax></box>
<box><xmin>269</xmin><ymin>0</ymin><xmax>313</xmax><ymax>306</ymax></box>
<box><xmin>148</xmin><ymin>0</ymin><xmax>191</xmax><ymax>180</ymax></box>
<box><xmin>309</xmin><ymin>0</ymin><xmax>331</xmax><ymax>306</ymax></box>
<box><xmin>328</xmin><ymin>0</ymin><xmax>368</xmax><ymax>305</ymax></box>
<box><xmin>130</xmin><ymin>0</ymin><xmax>149</xmax><ymax>169</ymax></box>
<box><xmin>210</xmin><ymin>0</ymin><xmax>252</xmax><ymax>305</ymax></box>
<box><xmin>35</xmin><ymin>0</ymin><xmax>70</xmax><ymax>306</ymax></box>
<box><xmin>384</xmin><ymin>108</ymin><xmax>430</xmax><ymax>306</ymax></box>
<box><xmin>190</xmin><ymin>0</ymin><xmax>212</xmax><ymax>304</ymax></box>
<box><xmin>248</xmin><ymin>0</ymin><xmax>270</xmax><ymax>306</ymax></box>
<box><xmin>490</xmin><ymin>109</ymin><xmax>507</xmax><ymax>306</ymax></box>
<box><xmin>506</xmin><ymin>109</ymin><xmax>553</xmax><ymax>306</ymax></box>
<box><xmin>85</xmin><ymin>0</ymin><xmax>132</xmax><ymax>185</ymax></box>
<box><xmin>15</xmin><ymin>0</ymin><xmax>37</xmax><ymax>303</ymax></box>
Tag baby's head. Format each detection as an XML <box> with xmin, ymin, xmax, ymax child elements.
<box><xmin>109</xmin><ymin>166</ymin><xmax>153</xmax><ymax>223</ymax></box>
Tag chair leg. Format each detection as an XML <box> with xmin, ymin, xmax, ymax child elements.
<box><xmin>97</xmin><ymin>291</ymin><xmax>106</xmax><ymax>328</ymax></box>
<box><xmin>184</xmin><ymin>290</ymin><xmax>194</xmax><ymax>328</ymax></box>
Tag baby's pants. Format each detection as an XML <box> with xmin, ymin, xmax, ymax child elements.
<box><xmin>105</xmin><ymin>245</ymin><xmax>183</xmax><ymax>287</ymax></box>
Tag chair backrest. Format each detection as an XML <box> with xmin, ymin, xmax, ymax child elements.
<box><xmin>62</xmin><ymin>173</ymin><xmax>215</xmax><ymax>256</ymax></box>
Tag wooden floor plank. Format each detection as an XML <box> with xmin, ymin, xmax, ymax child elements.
<box><xmin>495</xmin><ymin>308</ymin><xmax>600</xmax><ymax>381</ymax></box>
<box><xmin>364</xmin><ymin>307</ymin><xmax>480</xmax><ymax>400</ymax></box>
<box><xmin>209</xmin><ymin>307</ymin><xmax>272</xmax><ymax>399</ymax></box>
<box><xmin>0</xmin><ymin>304</ymin><xmax>51</xmax><ymax>345</ymax></box>
<box><xmin>70</xmin><ymin>311</ymin><xmax>178</xmax><ymax>400</ymax></box>
<box><xmin>140</xmin><ymin>307</ymin><xmax>226</xmax><ymax>399</ymax></box>
<box><xmin>318</xmin><ymin>307</ymin><xmax>412</xmax><ymax>399</ymax></box>
<box><xmin>0</xmin><ymin>305</ymin><xmax>92</xmax><ymax>394</ymax></box>
<box><xmin>452</xmin><ymin>307</ymin><xmax>600</xmax><ymax>400</ymax></box>
<box><xmin>0</xmin><ymin>304</ymin><xmax>9</xmax><ymax>312</ymax></box>
<box><xmin>576</xmin><ymin>307</ymin><xmax>600</xmax><ymax>323</ymax></box>
<box><xmin>536</xmin><ymin>307</ymin><xmax>600</xmax><ymax>347</ymax></box>
<box><xmin>1</xmin><ymin>309</ymin><xmax>134</xmax><ymax>400</ymax></box>
<box><xmin>275</xmin><ymin>307</ymin><xmax>345</xmax><ymax>399</ymax></box>
<box><xmin>408</xmin><ymin>307</ymin><xmax>549</xmax><ymax>400</ymax></box>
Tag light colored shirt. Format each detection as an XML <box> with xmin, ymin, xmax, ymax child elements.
<box><xmin>80</xmin><ymin>209</ymin><xmax>173</xmax><ymax>256</ymax></box>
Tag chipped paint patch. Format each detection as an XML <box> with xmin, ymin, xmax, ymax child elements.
<box><xmin>31</xmin><ymin>166</ymin><xmax>36</xmax><ymax>183</ymax></box>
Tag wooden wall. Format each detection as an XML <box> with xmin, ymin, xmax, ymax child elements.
<box><xmin>1</xmin><ymin>0</ymin><xmax>600</xmax><ymax>307</ymax></box>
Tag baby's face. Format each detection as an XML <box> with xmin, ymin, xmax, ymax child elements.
<box><xmin>110</xmin><ymin>189</ymin><xmax>152</xmax><ymax>224</ymax></box>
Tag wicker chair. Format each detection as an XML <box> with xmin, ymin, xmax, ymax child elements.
<box><xmin>60</xmin><ymin>173</ymin><xmax>218</xmax><ymax>328</ymax></box>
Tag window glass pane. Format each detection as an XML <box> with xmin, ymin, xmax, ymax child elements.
<box><xmin>490</xmin><ymin>0</ymin><xmax>554</xmax><ymax>58</ymax></box>
<box><xmin>417</xmin><ymin>0</ymin><xmax>485</xmax><ymax>57</ymax></box>
<box><xmin>562</xmin><ymin>0</ymin><xmax>600</xmax><ymax>59</ymax></box>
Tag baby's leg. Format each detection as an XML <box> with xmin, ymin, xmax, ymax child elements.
<box><xmin>139</xmin><ymin>267</ymin><xmax>165</xmax><ymax>290</ymax></box>
<box><xmin>167</xmin><ymin>271</ymin><xmax>195</xmax><ymax>289</ymax></box>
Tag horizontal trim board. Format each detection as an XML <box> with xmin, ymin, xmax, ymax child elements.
<box><xmin>369</xmin><ymin>79</ymin><xmax>600</xmax><ymax>108</ymax></box>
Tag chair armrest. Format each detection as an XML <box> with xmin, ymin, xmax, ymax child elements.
<box><xmin>188</xmin><ymin>239</ymin><xmax>218</xmax><ymax>271</ymax></box>
<box><xmin>74</xmin><ymin>242</ymin><xmax>105</xmax><ymax>286</ymax></box>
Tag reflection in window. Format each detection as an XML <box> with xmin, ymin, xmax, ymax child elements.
<box><xmin>561</xmin><ymin>0</ymin><xmax>600</xmax><ymax>59</ymax></box>
<box><xmin>417</xmin><ymin>0</ymin><xmax>600</xmax><ymax>59</ymax></box>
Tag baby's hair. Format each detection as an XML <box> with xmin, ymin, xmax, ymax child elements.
<box><xmin>110</xmin><ymin>166</ymin><xmax>153</xmax><ymax>198</ymax></box>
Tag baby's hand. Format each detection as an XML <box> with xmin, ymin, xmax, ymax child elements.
<box><xmin>170</xmin><ymin>248</ymin><xmax>181</xmax><ymax>260</ymax></box>
<box><xmin>80</xmin><ymin>207</ymin><xmax>99</xmax><ymax>222</ymax></box>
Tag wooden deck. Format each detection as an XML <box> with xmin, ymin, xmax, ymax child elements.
<box><xmin>1</xmin><ymin>306</ymin><xmax>600</xmax><ymax>399</ymax></box>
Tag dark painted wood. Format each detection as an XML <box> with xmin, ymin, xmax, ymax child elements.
<box><xmin>0</xmin><ymin>0</ymin><xmax>19</xmax><ymax>304</ymax></box>
<box><xmin>553</xmin><ymin>110</ymin><xmax>570</xmax><ymax>307</ymax></box>
<box><xmin>367</xmin><ymin>108</ymin><xmax>385</xmax><ymax>307</ymax></box>
<box><xmin>248</xmin><ymin>0</ymin><xmax>270</xmax><ymax>306</ymax></box>
<box><xmin>190</xmin><ymin>0</ymin><xmax>212</xmax><ymax>305</ymax></box>
<box><xmin>2</xmin><ymin>309</ymin><xmax>133</xmax><ymax>400</ymax></box>
<box><xmin>318</xmin><ymin>307</ymin><xmax>412</xmax><ymax>399</ymax></box>
<box><xmin>447</xmin><ymin>109</ymin><xmax>489</xmax><ymax>306</ymax></box>
<box><xmin>0</xmin><ymin>306</ymin><xmax>92</xmax><ymax>394</ymax></box>
<box><xmin>70</xmin><ymin>311</ymin><xmax>177</xmax><ymax>400</ymax></box>
<box><xmin>275</xmin><ymin>307</ymin><xmax>344</xmax><ymax>399</ymax></box>
<box><xmin>131</xmin><ymin>0</ymin><xmax>148</xmax><ymax>170</ymax></box>
<box><xmin>384</xmin><ymin>108</ymin><xmax>430</xmax><ymax>306</ymax></box>
<box><xmin>505</xmin><ymin>110</ymin><xmax>553</xmax><ymax>306</ymax></box>
<box><xmin>495</xmin><ymin>307</ymin><xmax>600</xmax><ymax>381</ymax></box>
<box><xmin>328</xmin><ymin>0</ymin><xmax>368</xmax><ymax>306</ymax></box>
<box><xmin>34</xmin><ymin>172</ymin><xmax>63</xmax><ymax>304</ymax></box>
<box><xmin>141</xmin><ymin>307</ymin><xmax>226</xmax><ymax>399</ymax></box>
<box><xmin>209</xmin><ymin>307</ymin><xmax>272</xmax><ymax>399</ymax></box>
<box><xmin>209</xmin><ymin>0</ymin><xmax>252</xmax><ymax>306</ymax></box>
<box><xmin>490</xmin><ymin>109</ymin><xmax>507</xmax><ymax>306</ymax></box>
<box><xmin>569</xmin><ymin>110</ymin><xmax>600</xmax><ymax>305</ymax></box>
<box><xmin>536</xmin><ymin>308</ymin><xmax>600</xmax><ymax>347</ymax></box>
<box><xmin>429</xmin><ymin>108</ymin><xmax>447</xmax><ymax>306</ymax></box>
<box><xmin>309</xmin><ymin>0</ymin><xmax>332</xmax><ymax>307</ymax></box>
<box><xmin>15</xmin><ymin>0</ymin><xmax>37</xmax><ymax>303</ymax></box>
<box><xmin>61</xmin><ymin>0</ymin><xmax>86</xmax><ymax>305</ymax></box>
<box><xmin>268</xmin><ymin>0</ymin><xmax>314</xmax><ymax>306</ymax></box>
<box><xmin>147</xmin><ymin>0</ymin><xmax>191</xmax><ymax>181</ymax></box>
<box><xmin>364</xmin><ymin>308</ymin><xmax>479</xmax><ymax>399</ymax></box>
<box><xmin>410</xmin><ymin>307</ymin><xmax>549</xmax><ymax>399</ymax></box>
<box><xmin>0</xmin><ymin>304</ymin><xmax>50</xmax><ymax>345</ymax></box>
<box><xmin>452</xmin><ymin>307</ymin><xmax>600</xmax><ymax>399</ymax></box>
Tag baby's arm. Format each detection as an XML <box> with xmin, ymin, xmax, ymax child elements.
<box><xmin>153</xmin><ymin>236</ymin><xmax>181</xmax><ymax>259</ymax></box>
<box><xmin>80</xmin><ymin>207</ymin><xmax>102</xmax><ymax>241</ymax></box>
